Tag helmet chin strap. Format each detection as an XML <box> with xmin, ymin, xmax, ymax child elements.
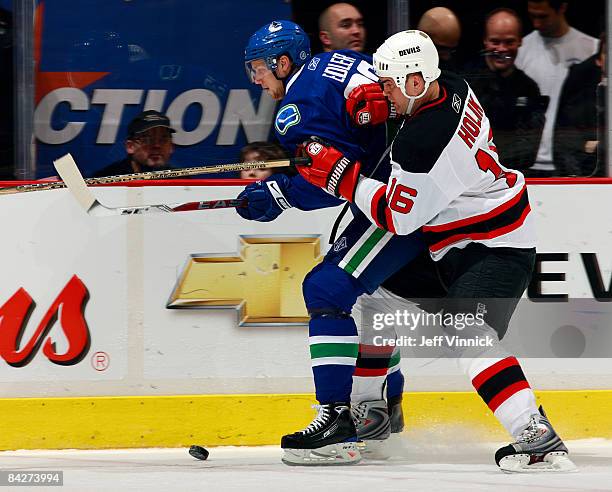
<box><xmin>402</xmin><ymin>80</ymin><xmax>430</xmax><ymax>116</ymax></box>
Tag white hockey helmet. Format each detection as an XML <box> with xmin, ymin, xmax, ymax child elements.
<box><xmin>373</xmin><ymin>30</ymin><xmax>441</xmax><ymax>104</ymax></box>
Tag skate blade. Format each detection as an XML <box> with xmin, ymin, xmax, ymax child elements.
<box><xmin>358</xmin><ymin>439</ymin><xmax>389</xmax><ymax>460</ymax></box>
<box><xmin>282</xmin><ymin>442</ymin><xmax>361</xmax><ymax>466</ymax></box>
<box><xmin>358</xmin><ymin>433</ymin><xmax>402</xmax><ymax>460</ymax></box>
<box><xmin>499</xmin><ymin>451</ymin><xmax>578</xmax><ymax>473</ymax></box>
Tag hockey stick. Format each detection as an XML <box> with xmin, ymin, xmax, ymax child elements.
<box><xmin>54</xmin><ymin>154</ymin><xmax>246</xmax><ymax>216</ymax></box>
<box><xmin>0</xmin><ymin>155</ymin><xmax>309</xmax><ymax>195</ymax></box>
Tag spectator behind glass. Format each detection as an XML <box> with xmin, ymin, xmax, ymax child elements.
<box><xmin>91</xmin><ymin>110</ymin><xmax>175</xmax><ymax>178</ymax></box>
<box><xmin>417</xmin><ymin>7</ymin><xmax>461</xmax><ymax>71</ymax></box>
<box><xmin>318</xmin><ymin>2</ymin><xmax>365</xmax><ymax>52</ymax></box>
<box><xmin>0</xmin><ymin>7</ymin><xmax>14</xmax><ymax>180</ymax></box>
<box><xmin>554</xmin><ymin>34</ymin><xmax>607</xmax><ymax>176</ymax></box>
<box><xmin>239</xmin><ymin>141</ymin><xmax>295</xmax><ymax>179</ymax></box>
<box><xmin>515</xmin><ymin>0</ymin><xmax>598</xmax><ymax>177</ymax></box>
<box><xmin>463</xmin><ymin>8</ymin><xmax>547</xmax><ymax>170</ymax></box>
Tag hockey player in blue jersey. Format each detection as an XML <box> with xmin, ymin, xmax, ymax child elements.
<box><xmin>238</xmin><ymin>20</ymin><xmax>432</xmax><ymax>465</ymax></box>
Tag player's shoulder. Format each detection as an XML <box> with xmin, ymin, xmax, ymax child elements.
<box><xmin>307</xmin><ymin>50</ymin><xmax>373</xmax><ymax>85</ymax></box>
<box><xmin>277</xmin><ymin>50</ymin><xmax>374</xmax><ymax>137</ymax></box>
<box><xmin>392</xmin><ymin>73</ymin><xmax>470</xmax><ymax>172</ymax></box>
<box><xmin>310</xmin><ymin>49</ymin><xmax>372</xmax><ymax>65</ymax></box>
<box><xmin>440</xmin><ymin>70</ymin><xmax>469</xmax><ymax>96</ymax></box>
<box><xmin>415</xmin><ymin>71</ymin><xmax>469</xmax><ymax>133</ymax></box>
<box><xmin>287</xmin><ymin>50</ymin><xmax>372</xmax><ymax>103</ymax></box>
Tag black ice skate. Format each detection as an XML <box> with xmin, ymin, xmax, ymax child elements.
<box><xmin>281</xmin><ymin>403</ymin><xmax>361</xmax><ymax>466</ymax></box>
<box><xmin>495</xmin><ymin>406</ymin><xmax>577</xmax><ymax>472</ymax></box>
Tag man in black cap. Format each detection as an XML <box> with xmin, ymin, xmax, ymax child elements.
<box><xmin>92</xmin><ymin>110</ymin><xmax>176</xmax><ymax>177</ymax></box>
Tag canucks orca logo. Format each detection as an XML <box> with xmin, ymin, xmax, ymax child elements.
<box><xmin>275</xmin><ymin>104</ymin><xmax>301</xmax><ymax>135</ymax></box>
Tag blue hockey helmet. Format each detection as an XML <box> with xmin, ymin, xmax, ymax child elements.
<box><xmin>244</xmin><ymin>20</ymin><xmax>311</xmax><ymax>82</ymax></box>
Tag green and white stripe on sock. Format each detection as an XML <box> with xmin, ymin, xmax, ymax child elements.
<box><xmin>310</xmin><ymin>335</ymin><xmax>359</xmax><ymax>367</ymax></box>
<box><xmin>387</xmin><ymin>350</ymin><xmax>401</xmax><ymax>374</ymax></box>
<box><xmin>338</xmin><ymin>225</ymin><xmax>393</xmax><ymax>277</ymax></box>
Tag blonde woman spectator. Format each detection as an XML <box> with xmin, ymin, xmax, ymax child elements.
<box><xmin>239</xmin><ymin>141</ymin><xmax>294</xmax><ymax>179</ymax></box>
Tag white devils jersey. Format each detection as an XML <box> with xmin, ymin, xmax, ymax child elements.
<box><xmin>354</xmin><ymin>71</ymin><xmax>536</xmax><ymax>260</ymax></box>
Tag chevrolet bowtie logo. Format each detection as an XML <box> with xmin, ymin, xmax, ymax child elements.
<box><xmin>167</xmin><ymin>236</ymin><xmax>322</xmax><ymax>326</ymax></box>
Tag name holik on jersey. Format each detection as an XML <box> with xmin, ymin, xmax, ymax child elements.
<box><xmin>457</xmin><ymin>96</ymin><xmax>485</xmax><ymax>149</ymax></box>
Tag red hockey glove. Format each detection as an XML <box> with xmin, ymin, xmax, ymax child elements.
<box><xmin>297</xmin><ymin>137</ymin><xmax>361</xmax><ymax>201</ymax></box>
<box><xmin>346</xmin><ymin>83</ymin><xmax>393</xmax><ymax>126</ymax></box>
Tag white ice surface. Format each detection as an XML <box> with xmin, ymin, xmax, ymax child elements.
<box><xmin>1</xmin><ymin>439</ymin><xmax>611</xmax><ymax>492</ymax></box>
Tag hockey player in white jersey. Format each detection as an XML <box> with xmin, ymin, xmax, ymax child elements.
<box><xmin>297</xmin><ymin>30</ymin><xmax>576</xmax><ymax>472</ymax></box>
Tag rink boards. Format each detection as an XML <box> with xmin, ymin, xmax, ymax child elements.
<box><xmin>0</xmin><ymin>180</ymin><xmax>611</xmax><ymax>449</ymax></box>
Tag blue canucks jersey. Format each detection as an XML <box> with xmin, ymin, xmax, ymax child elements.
<box><xmin>273</xmin><ymin>50</ymin><xmax>389</xmax><ymax>210</ymax></box>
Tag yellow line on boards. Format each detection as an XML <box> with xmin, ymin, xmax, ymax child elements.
<box><xmin>0</xmin><ymin>391</ymin><xmax>609</xmax><ymax>450</ymax></box>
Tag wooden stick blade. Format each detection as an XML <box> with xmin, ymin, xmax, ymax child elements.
<box><xmin>53</xmin><ymin>154</ymin><xmax>98</xmax><ymax>212</ymax></box>
<box><xmin>0</xmin><ymin>156</ymin><xmax>311</xmax><ymax>196</ymax></box>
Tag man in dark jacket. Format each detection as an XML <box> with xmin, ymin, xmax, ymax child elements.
<box><xmin>464</xmin><ymin>8</ymin><xmax>548</xmax><ymax>171</ymax></box>
<box><xmin>92</xmin><ymin>110</ymin><xmax>175</xmax><ymax>177</ymax></box>
<box><xmin>554</xmin><ymin>34</ymin><xmax>606</xmax><ymax>176</ymax></box>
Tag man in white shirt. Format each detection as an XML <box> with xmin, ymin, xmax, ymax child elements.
<box><xmin>515</xmin><ymin>0</ymin><xmax>598</xmax><ymax>176</ymax></box>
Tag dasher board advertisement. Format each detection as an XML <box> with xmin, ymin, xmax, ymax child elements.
<box><xmin>33</xmin><ymin>0</ymin><xmax>290</xmax><ymax>178</ymax></box>
<box><xmin>0</xmin><ymin>183</ymin><xmax>611</xmax><ymax>395</ymax></box>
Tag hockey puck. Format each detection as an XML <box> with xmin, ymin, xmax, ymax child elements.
<box><xmin>189</xmin><ymin>445</ymin><xmax>209</xmax><ymax>460</ymax></box>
